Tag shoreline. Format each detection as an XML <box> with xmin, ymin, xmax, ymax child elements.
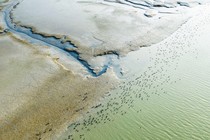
<box><xmin>0</xmin><ymin>0</ymin><xmax>210</xmax><ymax>140</ymax></box>
<box><xmin>56</xmin><ymin>4</ymin><xmax>210</xmax><ymax>139</ymax></box>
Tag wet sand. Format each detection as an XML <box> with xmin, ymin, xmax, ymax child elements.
<box><xmin>0</xmin><ymin>31</ymin><xmax>118</xmax><ymax>140</ymax></box>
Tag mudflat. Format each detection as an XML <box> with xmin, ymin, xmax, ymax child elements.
<box><xmin>0</xmin><ymin>0</ymin><xmax>210</xmax><ymax>140</ymax></box>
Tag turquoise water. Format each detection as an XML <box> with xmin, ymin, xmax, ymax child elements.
<box><xmin>58</xmin><ymin>9</ymin><xmax>210</xmax><ymax>140</ymax></box>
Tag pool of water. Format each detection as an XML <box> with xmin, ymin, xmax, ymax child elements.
<box><xmin>60</xmin><ymin>6</ymin><xmax>210</xmax><ymax>140</ymax></box>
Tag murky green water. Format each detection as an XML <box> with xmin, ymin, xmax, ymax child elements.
<box><xmin>58</xmin><ymin>8</ymin><xmax>210</xmax><ymax>140</ymax></box>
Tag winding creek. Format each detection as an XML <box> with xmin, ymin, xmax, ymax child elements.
<box><xmin>3</xmin><ymin>1</ymin><xmax>111</xmax><ymax>77</ymax></box>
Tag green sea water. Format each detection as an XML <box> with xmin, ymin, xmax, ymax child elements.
<box><xmin>58</xmin><ymin>8</ymin><xmax>210</xmax><ymax>140</ymax></box>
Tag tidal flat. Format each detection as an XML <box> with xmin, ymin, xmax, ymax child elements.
<box><xmin>0</xmin><ymin>0</ymin><xmax>210</xmax><ymax>140</ymax></box>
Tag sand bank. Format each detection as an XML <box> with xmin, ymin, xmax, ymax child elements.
<box><xmin>0</xmin><ymin>33</ymin><xmax>118</xmax><ymax>140</ymax></box>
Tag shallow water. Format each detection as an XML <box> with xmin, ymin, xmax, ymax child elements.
<box><xmin>57</xmin><ymin>7</ymin><xmax>210</xmax><ymax>140</ymax></box>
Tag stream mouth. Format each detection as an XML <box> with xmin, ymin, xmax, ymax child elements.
<box><xmin>3</xmin><ymin>1</ymin><xmax>112</xmax><ymax>77</ymax></box>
